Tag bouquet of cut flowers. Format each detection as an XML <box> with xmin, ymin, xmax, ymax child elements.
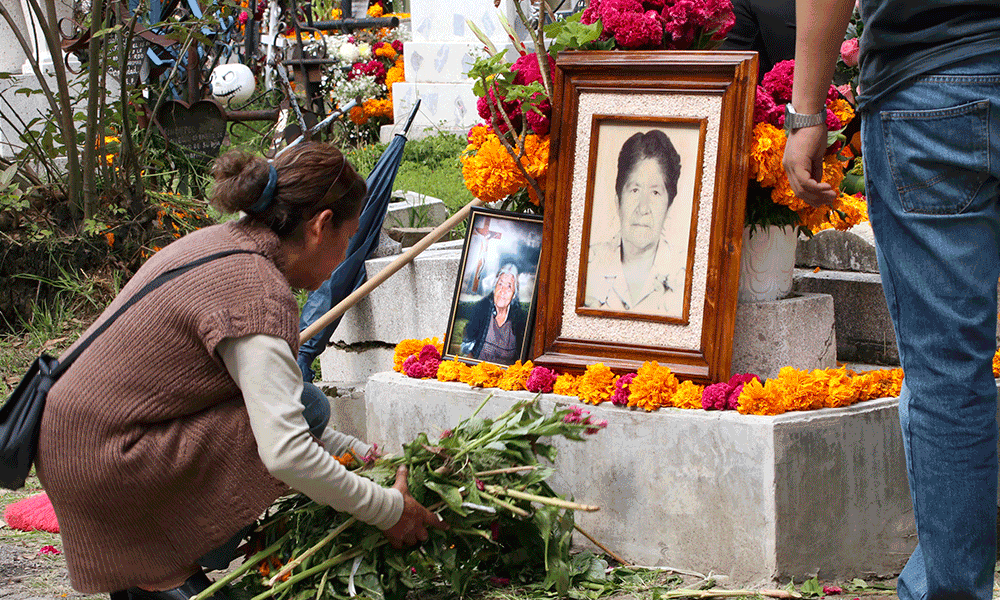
<box><xmin>580</xmin><ymin>0</ymin><xmax>735</xmax><ymax>50</ymax></box>
<box><xmin>208</xmin><ymin>396</ymin><xmax>608</xmax><ymax>600</ymax></box>
<box><xmin>746</xmin><ymin>59</ymin><xmax>868</xmax><ymax>234</ymax></box>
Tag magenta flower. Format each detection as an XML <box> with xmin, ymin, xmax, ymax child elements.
<box><xmin>511</xmin><ymin>52</ymin><xmax>555</xmax><ymax>87</ymax></box>
<box><xmin>525</xmin><ymin>97</ymin><xmax>552</xmax><ymax>135</ymax></box>
<box><xmin>403</xmin><ymin>344</ymin><xmax>441</xmax><ymax>379</ymax></box>
<box><xmin>614</xmin><ymin>10</ymin><xmax>664</xmax><ymax>49</ymax></box>
<box><xmin>611</xmin><ymin>372</ymin><xmax>636</xmax><ymax>406</ymax></box>
<box><xmin>823</xmin><ymin>586</ymin><xmax>843</xmax><ymax>595</ymax></box>
<box><xmin>392</xmin><ymin>39</ymin><xmax>404</xmax><ymax>55</ymax></box>
<box><xmin>701</xmin><ymin>382</ymin><xmax>730</xmax><ymax>410</ymax></box>
<box><xmin>825</xmin><ymin>108</ymin><xmax>843</xmax><ymax>130</ymax></box>
<box><xmin>753</xmin><ymin>85</ymin><xmax>777</xmax><ymax>125</ymax></box>
<box><xmin>761</xmin><ymin>59</ymin><xmax>795</xmax><ymax>103</ymax></box>
<box><xmin>563</xmin><ymin>405</ymin><xmax>586</xmax><ymax>424</ymax></box>
<box><xmin>38</xmin><ymin>545</ymin><xmax>61</xmax><ymax>555</ymax></box>
<box><xmin>525</xmin><ymin>366</ymin><xmax>559</xmax><ymax>393</ymax></box>
<box><xmin>583</xmin><ymin>417</ymin><xmax>608</xmax><ymax>435</ymax></box>
<box><xmin>238</xmin><ymin>10</ymin><xmax>249</xmax><ymax>25</ymax></box>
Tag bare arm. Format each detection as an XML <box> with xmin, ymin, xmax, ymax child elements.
<box><xmin>781</xmin><ymin>0</ymin><xmax>856</xmax><ymax>206</ymax></box>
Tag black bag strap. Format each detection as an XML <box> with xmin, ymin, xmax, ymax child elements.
<box><xmin>51</xmin><ymin>249</ymin><xmax>265</xmax><ymax>379</ymax></box>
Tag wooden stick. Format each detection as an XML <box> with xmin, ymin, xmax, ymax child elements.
<box><xmin>298</xmin><ymin>197</ymin><xmax>485</xmax><ymax>344</ymax></box>
<box><xmin>484</xmin><ymin>485</ymin><xmax>600</xmax><ymax>512</ymax></box>
<box><xmin>267</xmin><ymin>517</ymin><xmax>357</xmax><ymax>586</ymax></box>
<box><xmin>572</xmin><ymin>523</ymin><xmax>631</xmax><ymax>567</ymax></box>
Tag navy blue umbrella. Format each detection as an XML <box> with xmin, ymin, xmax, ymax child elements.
<box><xmin>296</xmin><ymin>100</ymin><xmax>422</xmax><ymax>381</ymax></box>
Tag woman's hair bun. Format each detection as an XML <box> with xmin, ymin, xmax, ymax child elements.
<box><xmin>210</xmin><ymin>150</ymin><xmax>271</xmax><ymax>214</ymax></box>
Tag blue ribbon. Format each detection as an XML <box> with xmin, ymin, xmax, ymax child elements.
<box><xmin>249</xmin><ymin>164</ymin><xmax>278</xmax><ymax>214</ymax></box>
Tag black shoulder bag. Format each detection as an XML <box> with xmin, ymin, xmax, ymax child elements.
<box><xmin>0</xmin><ymin>249</ymin><xmax>262</xmax><ymax>489</ymax></box>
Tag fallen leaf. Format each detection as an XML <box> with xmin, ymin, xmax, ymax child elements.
<box><xmin>41</xmin><ymin>337</ymin><xmax>68</xmax><ymax>351</ymax></box>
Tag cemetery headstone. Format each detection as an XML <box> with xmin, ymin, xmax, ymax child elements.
<box><xmin>154</xmin><ymin>99</ymin><xmax>229</xmax><ymax>161</ymax></box>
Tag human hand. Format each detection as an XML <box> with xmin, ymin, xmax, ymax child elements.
<box><xmin>382</xmin><ymin>466</ymin><xmax>449</xmax><ymax>549</ymax></box>
<box><xmin>782</xmin><ymin>125</ymin><xmax>838</xmax><ymax>207</ymax></box>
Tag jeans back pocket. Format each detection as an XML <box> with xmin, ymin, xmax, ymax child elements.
<box><xmin>881</xmin><ymin>100</ymin><xmax>990</xmax><ymax>214</ymax></box>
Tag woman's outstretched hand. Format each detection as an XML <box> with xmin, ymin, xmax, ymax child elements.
<box><xmin>383</xmin><ymin>466</ymin><xmax>449</xmax><ymax>549</ymax></box>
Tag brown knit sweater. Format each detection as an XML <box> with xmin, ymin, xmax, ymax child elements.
<box><xmin>37</xmin><ymin>219</ymin><xmax>299</xmax><ymax>592</ymax></box>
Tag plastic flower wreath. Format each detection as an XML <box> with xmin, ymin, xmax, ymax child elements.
<box><xmin>745</xmin><ymin>59</ymin><xmax>869</xmax><ymax>235</ymax></box>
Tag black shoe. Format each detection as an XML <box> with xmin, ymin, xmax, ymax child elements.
<box><xmin>126</xmin><ymin>570</ymin><xmax>233</xmax><ymax>600</ymax></box>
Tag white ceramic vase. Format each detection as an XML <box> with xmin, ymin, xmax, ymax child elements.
<box><xmin>738</xmin><ymin>224</ymin><xmax>798</xmax><ymax>303</ymax></box>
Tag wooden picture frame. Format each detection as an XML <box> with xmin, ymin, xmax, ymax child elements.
<box><xmin>531</xmin><ymin>51</ymin><xmax>758</xmax><ymax>385</ymax></box>
<box><xmin>444</xmin><ymin>207</ymin><xmax>545</xmax><ymax>367</ymax></box>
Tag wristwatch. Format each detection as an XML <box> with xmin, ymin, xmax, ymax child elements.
<box><xmin>784</xmin><ymin>104</ymin><xmax>826</xmax><ymax>132</ymax></box>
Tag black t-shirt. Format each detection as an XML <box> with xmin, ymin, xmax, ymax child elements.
<box><xmin>858</xmin><ymin>0</ymin><xmax>1000</xmax><ymax>109</ymax></box>
<box><xmin>720</xmin><ymin>0</ymin><xmax>797</xmax><ymax>80</ymax></box>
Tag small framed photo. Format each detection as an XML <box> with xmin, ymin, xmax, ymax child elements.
<box><xmin>444</xmin><ymin>207</ymin><xmax>545</xmax><ymax>366</ymax></box>
<box><xmin>532</xmin><ymin>51</ymin><xmax>759</xmax><ymax>384</ymax></box>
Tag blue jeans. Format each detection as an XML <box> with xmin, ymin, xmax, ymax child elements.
<box><xmin>197</xmin><ymin>382</ymin><xmax>330</xmax><ymax>570</ymax></box>
<box><xmin>862</xmin><ymin>54</ymin><xmax>1000</xmax><ymax>600</ymax></box>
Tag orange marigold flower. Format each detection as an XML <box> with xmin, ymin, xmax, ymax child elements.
<box><xmin>335</xmin><ymin>451</ymin><xmax>358</xmax><ymax>466</ymax></box>
<box><xmin>349</xmin><ymin>105</ymin><xmax>369</xmax><ymax>125</ymax></box>
<box><xmin>830</xmin><ymin>98</ymin><xmax>855</xmax><ymax>128</ymax></box>
<box><xmin>671</xmin><ymin>380</ymin><xmax>704</xmax><ymax>409</ymax></box>
<box><xmin>393</xmin><ymin>337</ymin><xmax>442</xmax><ymax>372</ymax></box>
<box><xmin>736</xmin><ymin>377</ymin><xmax>782</xmax><ymax>415</ymax></box>
<box><xmin>576</xmin><ymin>363</ymin><xmax>617</xmax><ymax>405</ymax></box>
<box><xmin>497</xmin><ymin>360</ymin><xmax>534</xmax><ymax>391</ymax></box>
<box><xmin>994</xmin><ymin>349</ymin><xmax>1000</xmax><ymax>377</ymax></box>
<box><xmin>627</xmin><ymin>361</ymin><xmax>678</xmax><ymax>411</ymax></box>
<box><xmin>552</xmin><ymin>373</ymin><xmax>580</xmax><ymax>397</ymax></box>
<box><xmin>437</xmin><ymin>359</ymin><xmax>472</xmax><ymax>383</ymax></box>
<box><xmin>367</xmin><ymin>3</ymin><xmax>383</xmax><ymax>17</ymax></box>
<box><xmin>821</xmin><ymin>367</ymin><xmax>861</xmax><ymax>408</ymax></box>
<box><xmin>104</xmin><ymin>232</ymin><xmax>115</xmax><ymax>246</ymax></box>
<box><xmin>375</xmin><ymin>42</ymin><xmax>397</xmax><ymax>59</ymax></box>
<box><xmin>363</xmin><ymin>98</ymin><xmax>394</xmax><ymax>119</ymax></box>
<box><xmin>467</xmin><ymin>362</ymin><xmax>504</xmax><ymax>388</ymax></box>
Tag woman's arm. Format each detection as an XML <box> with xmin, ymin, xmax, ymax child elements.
<box><xmin>217</xmin><ymin>334</ymin><xmax>402</xmax><ymax>530</ymax></box>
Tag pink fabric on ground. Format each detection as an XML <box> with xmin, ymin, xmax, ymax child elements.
<box><xmin>4</xmin><ymin>491</ymin><xmax>59</xmax><ymax>533</ymax></box>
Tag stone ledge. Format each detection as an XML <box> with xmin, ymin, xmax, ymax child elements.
<box><xmin>362</xmin><ymin>371</ymin><xmax>915</xmax><ymax>585</ymax></box>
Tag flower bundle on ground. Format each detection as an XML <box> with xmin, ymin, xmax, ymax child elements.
<box><xmin>746</xmin><ymin>59</ymin><xmax>868</xmax><ymax>234</ymax></box>
<box><xmin>214</xmin><ymin>397</ymin><xmax>608</xmax><ymax>600</ymax></box>
<box><xmin>394</xmin><ymin>340</ymin><xmax>911</xmax><ymax>416</ymax></box>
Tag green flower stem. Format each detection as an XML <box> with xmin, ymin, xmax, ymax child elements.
<box><xmin>484</xmin><ymin>485</ymin><xmax>600</xmax><ymax>512</ymax></box>
<box><xmin>474</xmin><ymin>465</ymin><xmax>538</xmax><ymax>477</ymax></box>
<box><xmin>448</xmin><ymin>527</ymin><xmax>493</xmax><ymax>540</ymax></box>
<box><xmin>251</xmin><ymin>542</ymin><xmax>385</xmax><ymax>600</ymax></box>
<box><xmin>190</xmin><ymin>531</ymin><xmax>292</xmax><ymax>600</ymax></box>
<box><xmin>267</xmin><ymin>517</ymin><xmax>358</xmax><ymax>586</ymax></box>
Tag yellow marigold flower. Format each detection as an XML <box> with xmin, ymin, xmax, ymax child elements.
<box><xmin>437</xmin><ymin>359</ymin><xmax>471</xmax><ymax>383</ymax></box>
<box><xmin>553</xmin><ymin>373</ymin><xmax>580</xmax><ymax>397</ymax></box>
<box><xmin>386</xmin><ymin>65</ymin><xmax>405</xmax><ymax>89</ymax></box>
<box><xmin>363</xmin><ymin>98</ymin><xmax>394</xmax><ymax>119</ymax></box>
<box><xmin>466</xmin><ymin>125</ymin><xmax>489</xmax><ymax>149</ymax></box>
<box><xmin>375</xmin><ymin>41</ymin><xmax>396</xmax><ymax>59</ymax></box>
<box><xmin>627</xmin><ymin>361</ymin><xmax>678</xmax><ymax>411</ymax></box>
<box><xmin>393</xmin><ymin>337</ymin><xmax>441</xmax><ymax>372</ymax></box>
<box><xmin>671</xmin><ymin>380</ymin><xmax>704</xmax><ymax>409</ymax></box>
<box><xmin>330</xmin><ymin>7</ymin><xmax>342</xmax><ymax>18</ymax></box>
<box><xmin>576</xmin><ymin>363</ymin><xmax>617</xmax><ymax>405</ymax></box>
<box><xmin>468</xmin><ymin>361</ymin><xmax>504</xmax><ymax>388</ymax></box>
<box><xmin>994</xmin><ymin>349</ymin><xmax>1000</xmax><ymax>377</ymax></box>
<box><xmin>821</xmin><ymin>367</ymin><xmax>861</xmax><ymax>408</ymax></box>
<box><xmin>367</xmin><ymin>4</ymin><xmax>384</xmax><ymax>17</ymax></box>
<box><xmin>497</xmin><ymin>360</ymin><xmax>533</xmax><ymax>391</ymax></box>
<box><xmin>854</xmin><ymin>368</ymin><xmax>904</xmax><ymax>400</ymax></box>
<box><xmin>749</xmin><ymin>123</ymin><xmax>785</xmax><ymax>189</ymax></box>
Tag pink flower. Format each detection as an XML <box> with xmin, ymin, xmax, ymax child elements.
<box><xmin>836</xmin><ymin>83</ymin><xmax>855</xmax><ymax>104</ymax></box>
<box><xmin>353</xmin><ymin>60</ymin><xmax>388</xmax><ymax>84</ymax></box>
<box><xmin>238</xmin><ymin>11</ymin><xmax>249</xmax><ymax>25</ymax></box>
<box><xmin>761</xmin><ymin>59</ymin><xmax>795</xmax><ymax>104</ymax></box>
<box><xmin>403</xmin><ymin>344</ymin><xmax>441</xmax><ymax>379</ymax></box>
<box><xmin>38</xmin><ymin>545</ymin><xmax>61</xmax><ymax>555</ymax></box>
<box><xmin>753</xmin><ymin>85</ymin><xmax>777</xmax><ymax>125</ymax></box>
<box><xmin>823</xmin><ymin>586</ymin><xmax>843</xmax><ymax>595</ymax></box>
<box><xmin>840</xmin><ymin>38</ymin><xmax>860</xmax><ymax>67</ymax></box>
<box><xmin>611</xmin><ymin>372</ymin><xmax>636</xmax><ymax>406</ymax></box>
<box><xmin>476</xmin><ymin>88</ymin><xmax>521</xmax><ymax>134</ymax></box>
<box><xmin>583</xmin><ymin>417</ymin><xmax>608</xmax><ymax>435</ymax></box>
<box><xmin>726</xmin><ymin>373</ymin><xmax>759</xmax><ymax>410</ymax></box>
<box><xmin>614</xmin><ymin>10</ymin><xmax>665</xmax><ymax>49</ymax></box>
<box><xmin>440</xmin><ymin>429</ymin><xmax>453</xmax><ymax>439</ymax></box>
<box><xmin>392</xmin><ymin>39</ymin><xmax>404</xmax><ymax>54</ymax></box>
<box><xmin>511</xmin><ymin>52</ymin><xmax>555</xmax><ymax>87</ymax></box>
<box><xmin>525</xmin><ymin>97</ymin><xmax>552</xmax><ymax>135</ymax></box>
<box><xmin>563</xmin><ymin>406</ymin><xmax>587</xmax><ymax>424</ymax></box>
<box><xmin>701</xmin><ymin>382</ymin><xmax>731</xmax><ymax>410</ymax></box>
<box><xmin>825</xmin><ymin>108</ymin><xmax>843</xmax><ymax>130</ymax></box>
<box><xmin>476</xmin><ymin>479</ymin><xmax>485</xmax><ymax>491</ymax></box>
<box><xmin>525</xmin><ymin>366</ymin><xmax>559</xmax><ymax>393</ymax></box>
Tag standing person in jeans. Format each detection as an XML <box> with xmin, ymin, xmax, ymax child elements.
<box><xmin>782</xmin><ymin>1</ymin><xmax>1000</xmax><ymax>598</ymax></box>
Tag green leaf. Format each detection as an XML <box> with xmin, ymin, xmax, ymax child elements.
<box><xmin>800</xmin><ymin>576</ymin><xmax>823</xmax><ymax>597</ymax></box>
<box><xmin>423</xmin><ymin>480</ymin><xmax>467</xmax><ymax>514</ymax></box>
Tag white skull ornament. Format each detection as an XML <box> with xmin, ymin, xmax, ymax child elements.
<box><xmin>209</xmin><ymin>63</ymin><xmax>256</xmax><ymax>107</ymax></box>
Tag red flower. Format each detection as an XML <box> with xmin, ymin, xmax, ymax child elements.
<box><xmin>525</xmin><ymin>366</ymin><xmax>559</xmax><ymax>393</ymax></box>
<box><xmin>761</xmin><ymin>59</ymin><xmax>795</xmax><ymax>103</ymax></box>
<box><xmin>525</xmin><ymin>97</ymin><xmax>552</xmax><ymax>135</ymax></box>
<box><xmin>611</xmin><ymin>372</ymin><xmax>636</xmax><ymax>406</ymax></box>
<box><xmin>823</xmin><ymin>586</ymin><xmax>843</xmax><ymax>595</ymax></box>
<box><xmin>392</xmin><ymin>39</ymin><xmax>404</xmax><ymax>55</ymax></box>
<box><xmin>614</xmin><ymin>10</ymin><xmax>665</xmax><ymax>49</ymax></box>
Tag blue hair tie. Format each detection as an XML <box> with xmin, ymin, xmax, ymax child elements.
<box><xmin>249</xmin><ymin>164</ymin><xmax>278</xmax><ymax>214</ymax></box>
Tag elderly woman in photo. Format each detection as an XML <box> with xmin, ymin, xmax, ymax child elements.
<box><xmin>584</xmin><ymin>130</ymin><xmax>685</xmax><ymax>316</ymax></box>
<box><xmin>460</xmin><ymin>263</ymin><xmax>527</xmax><ymax>364</ymax></box>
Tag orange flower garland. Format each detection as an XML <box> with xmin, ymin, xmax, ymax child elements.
<box><xmin>496</xmin><ymin>360</ymin><xmax>534</xmax><ymax>391</ymax></box>
<box><xmin>393</xmin><ymin>337</ymin><xmax>442</xmax><ymax>372</ymax></box>
<box><xmin>627</xmin><ymin>362</ymin><xmax>680</xmax><ymax>411</ymax></box>
<box><xmin>576</xmin><ymin>363</ymin><xmax>618</xmax><ymax>405</ymax></box>
<box><xmin>437</xmin><ymin>359</ymin><xmax>472</xmax><ymax>383</ymax></box>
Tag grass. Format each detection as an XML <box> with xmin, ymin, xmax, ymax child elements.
<box><xmin>347</xmin><ymin>130</ymin><xmax>473</xmax><ymax>216</ymax></box>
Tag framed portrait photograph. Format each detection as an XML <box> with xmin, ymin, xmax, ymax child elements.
<box><xmin>444</xmin><ymin>207</ymin><xmax>545</xmax><ymax>366</ymax></box>
<box><xmin>577</xmin><ymin>115</ymin><xmax>706</xmax><ymax>324</ymax></box>
<box><xmin>531</xmin><ymin>51</ymin><xmax>759</xmax><ymax>384</ymax></box>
